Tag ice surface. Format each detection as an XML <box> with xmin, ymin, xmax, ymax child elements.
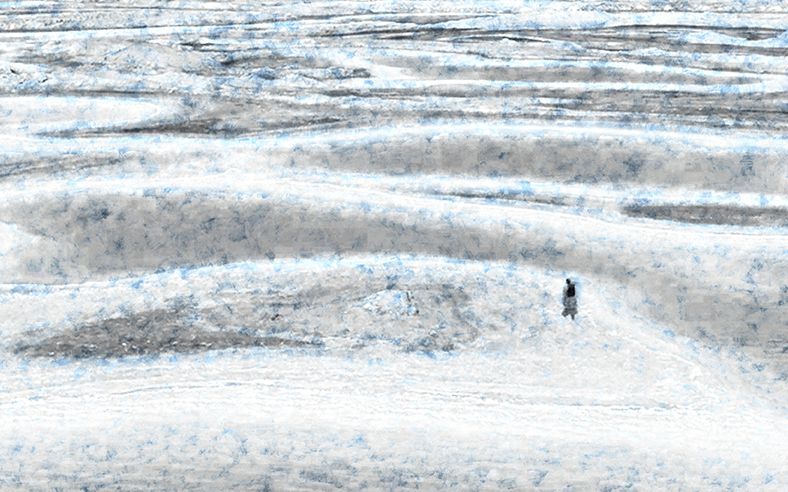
<box><xmin>0</xmin><ymin>1</ymin><xmax>786</xmax><ymax>490</ymax></box>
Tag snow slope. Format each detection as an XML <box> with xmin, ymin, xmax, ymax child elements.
<box><xmin>0</xmin><ymin>1</ymin><xmax>786</xmax><ymax>489</ymax></box>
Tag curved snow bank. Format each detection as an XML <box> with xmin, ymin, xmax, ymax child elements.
<box><xmin>1</xmin><ymin>255</ymin><xmax>783</xmax><ymax>393</ymax></box>
<box><xmin>0</xmin><ymin>176</ymin><xmax>784</xmax><ymax>359</ymax></box>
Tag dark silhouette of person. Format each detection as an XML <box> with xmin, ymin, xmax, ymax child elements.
<box><xmin>562</xmin><ymin>278</ymin><xmax>577</xmax><ymax>320</ymax></box>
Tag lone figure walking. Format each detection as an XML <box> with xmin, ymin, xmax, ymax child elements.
<box><xmin>562</xmin><ymin>278</ymin><xmax>578</xmax><ymax>320</ymax></box>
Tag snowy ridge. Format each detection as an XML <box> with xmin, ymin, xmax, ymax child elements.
<box><xmin>0</xmin><ymin>1</ymin><xmax>786</xmax><ymax>490</ymax></box>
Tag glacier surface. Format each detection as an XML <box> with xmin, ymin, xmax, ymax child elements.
<box><xmin>0</xmin><ymin>1</ymin><xmax>786</xmax><ymax>489</ymax></box>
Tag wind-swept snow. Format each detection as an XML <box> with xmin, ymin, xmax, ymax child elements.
<box><xmin>0</xmin><ymin>1</ymin><xmax>786</xmax><ymax>489</ymax></box>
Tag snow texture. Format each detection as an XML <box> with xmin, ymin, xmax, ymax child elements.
<box><xmin>0</xmin><ymin>1</ymin><xmax>786</xmax><ymax>490</ymax></box>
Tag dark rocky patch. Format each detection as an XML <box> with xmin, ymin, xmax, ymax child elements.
<box><xmin>14</xmin><ymin>309</ymin><xmax>321</xmax><ymax>359</ymax></box>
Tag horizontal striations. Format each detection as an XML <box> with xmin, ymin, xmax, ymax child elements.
<box><xmin>0</xmin><ymin>3</ymin><xmax>786</xmax><ymax>137</ymax></box>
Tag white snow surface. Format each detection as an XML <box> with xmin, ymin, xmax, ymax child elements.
<box><xmin>0</xmin><ymin>1</ymin><xmax>786</xmax><ymax>490</ymax></box>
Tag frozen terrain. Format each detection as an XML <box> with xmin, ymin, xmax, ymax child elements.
<box><xmin>0</xmin><ymin>1</ymin><xmax>787</xmax><ymax>489</ymax></box>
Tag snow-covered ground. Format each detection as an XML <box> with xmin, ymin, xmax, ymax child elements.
<box><xmin>0</xmin><ymin>1</ymin><xmax>786</xmax><ymax>489</ymax></box>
